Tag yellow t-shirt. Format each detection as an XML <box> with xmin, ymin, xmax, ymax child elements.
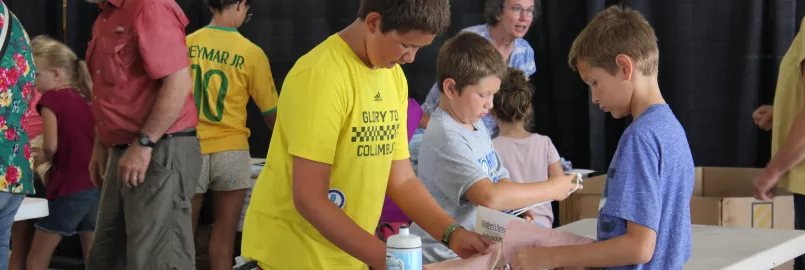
<box><xmin>773</xmin><ymin>18</ymin><xmax>805</xmax><ymax>194</ymax></box>
<box><xmin>241</xmin><ymin>34</ymin><xmax>410</xmax><ymax>269</ymax></box>
<box><xmin>186</xmin><ymin>26</ymin><xmax>279</xmax><ymax>154</ymax></box>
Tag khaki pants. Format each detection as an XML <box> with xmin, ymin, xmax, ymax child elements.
<box><xmin>86</xmin><ymin>135</ymin><xmax>202</xmax><ymax>270</ymax></box>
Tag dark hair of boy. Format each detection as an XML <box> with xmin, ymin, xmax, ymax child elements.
<box><xmin>357</xmin><ymin>0</ymin><xmax>451</xmax><ymax>34</ymax></box>
<box><xmin>208</xmin><ymin>0</ymin><xmax>251</xmax><ymax>11</ymax></box>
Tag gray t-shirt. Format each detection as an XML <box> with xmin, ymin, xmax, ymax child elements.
<box><xmin>410</xmin><ymin>108</ymin><xmax>510</xmax><ymax>264</ymax></box>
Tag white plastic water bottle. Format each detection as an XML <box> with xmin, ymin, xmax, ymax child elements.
<box><xmin>385</xmin><ymin>225</ymin><xmax>422</xmax><ymax>270</ymax></box>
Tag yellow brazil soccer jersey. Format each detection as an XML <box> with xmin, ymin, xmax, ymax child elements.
<box><xmin>241</xmin><ymin>34</ymin><xmax>410</xmax><ymax>269</ymax></box>
<box><xmin>186</xmin><ymin>26</ymin><xmax>279</xmax><ymax>154</ymax></box>
<box><xmin>773</xmin><ymin>18</ymin><xmax>805</xmax><ymax>194</ymax></box>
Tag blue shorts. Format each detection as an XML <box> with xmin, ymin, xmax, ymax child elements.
<box><xmin>35</xmin><ymin>188</ymin><xmax>100</xmax><ymax>236</ymax></box>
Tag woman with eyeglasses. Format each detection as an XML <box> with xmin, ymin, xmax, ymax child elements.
<box><xmin>185</xmin><ymin>0</ymin><xmax>278</xmax><ymax>269</ymax></box>
<box><xmin>407</xmin><ymin>0</ymin><xmax>538</xmax><ymax>176</ymax></box>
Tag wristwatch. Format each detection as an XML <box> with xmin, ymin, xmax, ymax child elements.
<box><xmin>137</xmin><ymin>134</ymin><xmax>156</xmax><ymax>148</ymax></box>
<box><xmin>441</xmin><ymin>223</ymin><xmax>462</xmax><ymax>246</ymax></box>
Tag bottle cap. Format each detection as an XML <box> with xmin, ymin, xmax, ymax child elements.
<box><xmin>386</xmin><ymin>225</ymin><xmax>421</xmax><ymax>249</ymax></box>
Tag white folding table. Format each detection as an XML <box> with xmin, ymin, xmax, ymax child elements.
<box><xmin>558</xmin><ymin>219</ymin><xmax>805</xmax><ymax>269</ymax></box>
<box><xmin>14</xmin><ymin>197</ymin><xmax>48</xmax><ymax>221</ymax></box>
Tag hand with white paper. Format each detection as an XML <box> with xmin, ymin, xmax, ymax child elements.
<box><xmin>546</xmin><ymin>173</ymin><xmax>583</xmax><ymax>201</ymax></box>
<box><xmin>506</xmin><ymin>173</ymin><xmax>583</xmax><ymax>217</ymax></box>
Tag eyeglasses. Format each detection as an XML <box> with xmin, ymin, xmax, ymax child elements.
<box><xmin>504</xmin><ymin>4</ymin><xmax>537</xmax><ymax>18</ymax></box>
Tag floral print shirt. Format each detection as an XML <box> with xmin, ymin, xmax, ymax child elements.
<box><xmin>0</xmin><ymin>2</ymin><xmax>35</xmax><ymax>195</ymax></box>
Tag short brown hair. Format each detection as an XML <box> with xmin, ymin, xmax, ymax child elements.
<box><xmin>437</xmin><ymin>32</ymin><xmax>507</xmax><ymax>94</ymax></box>
<box><xmin>357</xmin><ymin>0</ymin><xmax>451</xmax><ymax>34</ymax></box>
<box><xmin>568</xmin><ymin>5</ymin><xmax>659</xmax><ymax>76</ymax></box>
<box><xmin>494</xmin><ymin>67</ymin><xmax>533</xmax><ymax>123</ymax></box>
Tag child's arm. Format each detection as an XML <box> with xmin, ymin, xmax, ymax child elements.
<box><xmin>435</xmin><ymin>140</ymin><xmax>579</xmax><ymax>212</ymax></box>
<box><xmin>292</xmin><ymin>156</ymin><xmax>388</xmax><ymax>269</ymax></box>
<box><xmin>248</xmin><ymin>47</ymin><xmax>279</xmax><ymax>131</ymax></box>
<box><xmin>388</xmin><ymin>159</ymin><xmax>494</xmax><ymax>258</ymax></box>
<box><xmin>464</xmin><ymin>174</ymin><xmax>577</xmax><ymax>211</ymax></box>
<box><xmin>262</xmin><ymin>113</ymin><xmax>276</xmax><ymax>131</ymax></box>
<box><xmin>515</xmin><ymin>221</ymin><xmax>656</xmax><ymax>269</ymax></box>
<box><xmin>39</xmin><ymin>107</ymin><xmax>58</xmax><ymax>162</ymax></box>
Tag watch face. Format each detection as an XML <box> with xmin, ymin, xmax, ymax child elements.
<box><xmin>139</xmin><ymin>136</ymin><xmax>150</xmax><ymax>145</ymax></box>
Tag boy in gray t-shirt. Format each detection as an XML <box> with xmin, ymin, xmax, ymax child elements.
<box><xmin>410</xmin><ymin>107</ymin><xmax>510</xmax><ymax>263</ymax></box>
<box><xmin>409</xmin><ymin>32</ymin><xmax>578</xmax><ymax>264</ymax></box>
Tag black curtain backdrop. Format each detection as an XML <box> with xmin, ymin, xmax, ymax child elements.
<box><xmin>49</xmin><ymin>0</ymin><xmax>805</xmax><ymax>169</ymax></box>
<box><xmin>6</xmin><ymin>0</ymin><xmax>64</xmax><ymax>41</ymax></box>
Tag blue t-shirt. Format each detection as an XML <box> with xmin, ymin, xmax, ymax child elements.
<box><xmin>597</xmin><ymin>104</ymin><xmax>694</xmax><ymax>269</ymax></box>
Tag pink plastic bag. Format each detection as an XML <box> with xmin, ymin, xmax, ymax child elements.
<box><xmin>423</xmin><ymin>243</ymin><xmax>502</xmax><ymax>270</ymax></box>
<box><xmin>501</xmin><ymin>221</ymin><xmax>593</xmax><ymax>269</ymax></box>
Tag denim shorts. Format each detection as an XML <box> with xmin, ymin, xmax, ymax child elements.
<box><xmin>35</xmin><ymin>188</ymin><xmax>100</xmax><ymax>236</ymax></box>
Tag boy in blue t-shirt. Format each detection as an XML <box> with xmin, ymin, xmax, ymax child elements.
<box><xmin>515</xmin><ymin>5</ymin><xmax>694</xmax><ymax>270</ymax></box>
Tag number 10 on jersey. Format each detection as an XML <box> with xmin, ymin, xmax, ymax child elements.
<box><xmin>191</xmin><ymin>64</ymin><xmax>229</xmax><ymax>122</ymax></box>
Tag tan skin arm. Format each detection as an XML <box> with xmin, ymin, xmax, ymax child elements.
<box><xmin>516</xmin><ymin>221</ymin><xmax>657</xmax><ymax>269</ymax></box>
<box><xmin>291</xmin><ymin>156</ymin><xmax>388</xmax><ymax>269</ymax></box>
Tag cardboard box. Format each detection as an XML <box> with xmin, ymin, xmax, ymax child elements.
<box><xmin>560</xmin><ymin>167</ymin><xmax>794</xmax><ymax>229</ymax></box>
<box><xmin>560</xmin><ymin>167</ymin><xmax>795</xmax><ymax>269</ymax></box>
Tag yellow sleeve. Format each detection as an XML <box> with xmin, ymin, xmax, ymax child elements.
<box><xmin>249</xmin><ymin>47</ymin><xmax>279</xmax><ymax>115</ymax></box>
<box><xmin>282</xmin><ymin>68</ymin><xmax>348</xmax><ymax>165</ymax></box>
<box><xmin>392</xmin><ymin>67</ymin><xmax>411</xmax><ymax>161</ymax></box>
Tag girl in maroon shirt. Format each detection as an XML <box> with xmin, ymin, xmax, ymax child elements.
<box><xmin>25</xmin><ymin>35</ymin><xmax>97</xmax><ymax>270</ymax></box>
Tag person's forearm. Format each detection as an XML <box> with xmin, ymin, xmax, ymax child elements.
<box><xmin>536</xmin><ymin>235</ymin><xmax>653</xmax><ymax>268</ymax></box>
<box><xmin>263</xmin><ymin>114</ymin><xmax>276</xmax><ymax>131</ymax></box>
<box><xmin>141</xmin><ymin>69</ymin><xmax>192</xmax><ymax>141</ymax></box>
<box><xmin>766</xmin><ymin>110</ymin><xmax>805</xmax><ymax>176</ymax></box>
<box><xmin>482</xmin><ymin>181</ymin><xmax>556</xmax><ymax>210</ymax></box>
<box><xmin>295</xmin><ymin>196</ymin><xmax>387</xmax><ymax>269</ymax></box>
<box><xmin>390</xmin><ymin>176</ymin><xmax>455</xmax><ymax>242</ymax></box>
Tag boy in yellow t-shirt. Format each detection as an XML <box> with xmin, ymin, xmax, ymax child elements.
<box><xmin>240</xmin><ymin>0</ymin><xmax>494</xmax><ymax>269</ymax></box>
<box><xmin>185</xmin><ymin>0</ymin><xmax>277</xmax><ymax>269</ymax></box>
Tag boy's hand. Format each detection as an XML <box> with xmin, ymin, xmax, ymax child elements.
<box><xmin>547</xmin><ymin>174</ymin><xmax>583</xmax><ymax>201</ymax></box>
<box><xmin>448</xmin><ymin>227</ymin><xmax>495</xmax><ymax>258</ymax></box>
<box><xmin>753</xmin><ymin>105</ymin><xmax>773</xmax><ymax>131</ymax></box>
<box><xmin>513</xmin><ymin>247</ymin><xmax>554</xmax><ymax>270</ymax></box>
